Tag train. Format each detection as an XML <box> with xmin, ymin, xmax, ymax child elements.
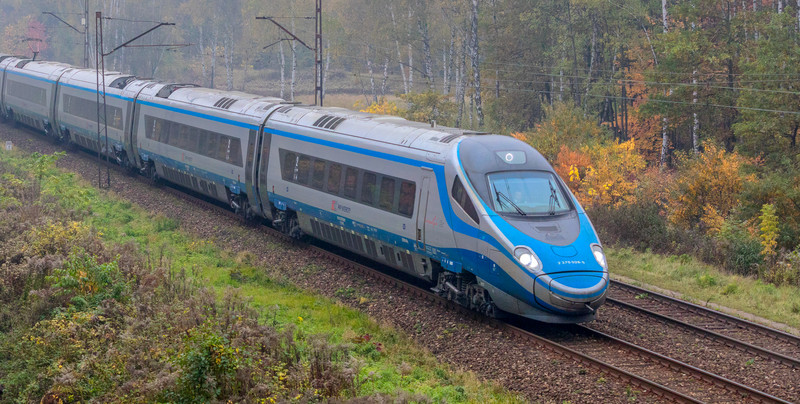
<box><xmin>0</xmin><ymin>52</ymin><xmax>608</xmax><ymax>323</ymax></box>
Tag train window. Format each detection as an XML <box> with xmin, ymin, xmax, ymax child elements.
<box><xmin>8</xmin><ymin>81</ymin><xmax>46</xmax><ymax>106</ymax></box>
<box><xmin>63</xmin><ymin>94</ymin><xmax>123</xmax><ymax>130</ymax></box>
<box><xmin>228</xmin><ymin>138</ymin><xmax>243</xmax><ymax>167</ymax></box>
<box><xmin>361</xmin><ymin>172</ymin><xmax>377</xmax><ymax>205</ymax></box>
<box><xmin>282</xmin><ymin>152</ymin><xmax>297</xmax><ymax>180</ymax></box>
<box><xmin>296</xmin><ymin>155</ymin><xmax>311</xmax><ymax>184</ymax></box>
<box><xmin>205</xmin><ymin>131</ymin><xmax>218</xmax><ymax>158</ymax></box>
<box><xmin>379</xmin><ymin>177</ymin><xmax>395</xmax><ymax>211</ymax></box>
<box><xmin>451</xmin><ymin>177</ymin><xmax>480</xmax><ymax>224</ymax></box>
<box><xmin>398</xmin><ymin>181</ymin><xmax>416</xmax><ymax>217</ymax></box>
<box><xmin>327</xmin><ymin>163</ymin><xmax>342</xmax><ymax>194</ymax></box>
<box><xmin>343</xmin><ymin>167</ymin><xmax>358</xmax><ymax>199</ymax></box>
<box><xmin>311</xmin><ymin>160</ymin><xmax>326</xmax><ymax>189</ymax></box>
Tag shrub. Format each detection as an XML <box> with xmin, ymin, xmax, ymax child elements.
<box><xmin>667</xmin><ymin>142</ymin><xmax>748</xmax><ymax>232</ymax></box>
<box><xmin>588</xmin><ymin>201</ymin><xmax>669</xmax><ymax>251</ymax></box>
<box><xmin>717</xmin><ymin>220</ymin><xmax>763</xmax><ymax>276</ymax></box>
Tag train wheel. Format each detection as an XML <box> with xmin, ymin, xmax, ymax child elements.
<box><xmin>145</xmin><ymin>163</ymin><xmax>159</xmax><ymax>184</ymax></box>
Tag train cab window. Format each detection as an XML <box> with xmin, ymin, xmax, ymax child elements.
<box><xmin>361</xmin><ymin>172</ymin><xmax>377</xmax><ymax>205</ymax></box>
<box><xmin>311</xmin><ymin>160</ymin><xmax>326</xmax><ymax>189</ymax></box>
<box><xmin>327</xmin><ymin>163</ymin><xmax>342</xmax><ymax>194</ymax></box>
<box><xmin>343</xmin><ymin>167</ymin><xmax>359</xmax><ymax>199</ymax></box>
<box><xmin>296</xmin><ymin>155</ymin><xmax>311</xmax><ymax>184</ymax></box>
<box><xmin>282</xmin><ymin>152</ymin><xmax>297</xmax><ymax>180</ymax></box>
<box><xmin>398</xmin><ymin>181</ymin><xmax>416</xmax><ymax>217</ymax></box>
<box><xmin>452</xmin><ymin>176</ymin><xmax>480</xmax><ymax>224</ymax></box>
<box><xmin>379</xmin><ymin>177</ymin><xmax>396</xmax><ymax>211</ymax></box>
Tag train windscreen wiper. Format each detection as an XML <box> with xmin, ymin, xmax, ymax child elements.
<box><xmin>548</xmin><ymin>180</ymin><xmax>562</xmax><ymax>216</ymax></box>
<box><xmin>495</xmin><ymin>190</ymin><xmax>526</xmax><ymax>216</ymax></box>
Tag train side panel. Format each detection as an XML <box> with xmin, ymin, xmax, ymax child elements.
<box><xmin>263</xmin><ymin>120</ymin><xmax>458</xmax><ymax>280</ymax></box>
<box><xmin>2</xmin><ymin>61</ymin><xmax>68</xmax><ymax>133</ymax></box>
<box><xmin>56</xmin><ymin>71</ymin><xmax>133</xmax><ymax>158</ymax></box>
<box><xmin>133</xmin><ymin>98</ymin><xmax>252</xmax><ymax>204</ymax></box>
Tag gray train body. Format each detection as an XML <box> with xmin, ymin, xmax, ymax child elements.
<box><xmin>0</xmin><ymin>54</ymin><xmax>608</xmax><ymax>323</ymax></box>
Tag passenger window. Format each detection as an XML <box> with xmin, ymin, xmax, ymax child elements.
<box><xmin>327</xmin><ymin>163</ymin><xmax>342</xmax><ymax>194</ymax></box>
<box><xmin>361</xmin><ymin>172</ymin><xmax>377</xmax><ymax>205</ymax></box>
<box><xmin>451</xmin><ymin>177</ymin><xmax>480</xmax><ymax>224</ymax></box>
<box><xmin>311</xmin><ymin>160</ymin><xmax>326</xmax><ymax>189</ymax></box>
<box><xmin>282</xmin><ymin>152</ymin><xmax>297</xmax><ymax>181</ymax></box>
<box><xmin>219</xmin><ymin>137</ymin><xmax>231</xmax><ymax>162</ymax></box>
<box><xmin>379</xmin><ymin>177</ymin><xmax>395</xmax><ymax>211</ymax></box>
<box><xmin>398</xmin><ymin>181</ymin><xmax>416</xmax><ymax>217</ymax></box>
<box><xmin>296</xmin><ymin>155</ymin><xmax>311</xmax><ymax>183</ymax></box>
<box><xmin>161</xmin><ymin>120</ymin><xmax>170</xmax><ymax>143</ymax></box>
<box><xmin>343</xmin><ymin>167</ymin><xmax>358</xmax><ymax>199</ymax></box>
<box><xmin>229</xmin><ymin>138</ymin><xmax>243</xmax><ymax>167</ymax></box>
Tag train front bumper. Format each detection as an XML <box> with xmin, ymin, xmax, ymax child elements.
<box><xmin>533</xmin><ymin>270</ymin><xmax>608</xmax><ymax>313</ymax></box>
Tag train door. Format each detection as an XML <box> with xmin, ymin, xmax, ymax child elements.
<box><xmin>415</xmin><ymin>169</ymin><xmax>432</xmax><ymax>251</ymax></box>
<box><xmin>255</xmin><ymin>128</ymin><xmax>273</xmax><ymax>220</ymax></box>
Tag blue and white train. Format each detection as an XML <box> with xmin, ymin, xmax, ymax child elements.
<box><xmin>0</xmin><ymin>53</ymin><xmax>608</xmax><ymax>323</ymax></box>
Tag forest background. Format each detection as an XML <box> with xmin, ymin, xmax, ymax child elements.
<box><xmin>2</xmin><ymin>0</ymin><xmax>800</xmax><ymax>287</ymax></box>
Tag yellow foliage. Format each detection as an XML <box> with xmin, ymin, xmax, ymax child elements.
<box><xmin>759</xmin><ymin>203</ymin><xmax>779</xmax><ymax>257</ymax></box>
<box><xmin>27</xmin><ymin>221</ymin><xmax>91</xmax><ymax>256</ymax></box>
<box><xmin>355</xmin><ymin>98</ymin><xmax>401</xmax><ymax>116</ymax></box>
<box><xmin>667</xmin><ymin>142</ymin><xmax>749</xmax><ymax>231</ymax></box>
<box><xmin>553</xmin><ymin>138</ymin><xmax>646</xmax><ymax>209</ymax></box>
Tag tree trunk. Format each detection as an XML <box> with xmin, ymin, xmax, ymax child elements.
<box><xmin>224</xmin><ymin>36</ymin><xmax>234</xmax><ymax>91</ymax></box>
<box><xmin>470</xmin><ymin>0</ymin><xmax>484</xmax><ymax>126</ymax></box>
<box><xmin>417</xmin><ymin>7</ymin><xmax>435</xmax><ymax>89</ymax></box>
<box><xmin>323</xmin><ymin>40</ymin><xmax>331</xmax><ymax>99</ymax></box>
<box><xmin>291</xmin><ymin>38</ymin><xmax>297</xmax><ymax>102</ymax></box>
<box><xmin>567</xmin><ymin>1</ymin><xmax>581</xmax><ymax>105</ymax></box>
<box><xmin>198</xmin><ymin>26</ymin><xmax>207</xmax><ymax>86</ymax></box>
<box><xmin>390</xmin><ymin>6</ymin><xmax>409</xmax><ymax>94</ymax></box>
<box><xmin>692</xmin><ymin>69</ymin><xmax>699</xmax><ymax>153</ymax></box>
<box><xmin>381</xmin><ymin>56</ymin><xmax>390</xmax><ymax>98</ymax></box>
<box><xmin>660</xmin><ymin>0</ymin><xmax>669</xmax><ymax>168</ymax></box>
<box><xmin>279</xmin><ymin>40</ymin><xmax>285</xmax><ymax>99</ymax></box>
<box><xmin>446</xmin><ymin>27</ymin><xmax>456</xmax><ymax>95</ymax></box>
<box><xmin>291</xmin><ymin>14</ymin><xmax>297</xmax><ymax>102</ymax></box>
<box><xmin>367</xmin><ymin>48</ymin><xmax>377</xmax><ymax>103</ymax></box>
<box><xmin>585</xmin><ymin>16</ymin><xmax>597</xmax><ymax>103</ymax></box>
<box><xmin>407</xmin><ymin>7</ymin><xmax>414</xmax><ymax>91</ymax></box>
<box><xmin>456</xmin><ymin>33</ymin><xmax>468</xmax><ymax>127</ymax></box>
<box><xmin>210</xmin><ymin>28</ymin><xmax>218</xmax><ymax>89</ymax></box>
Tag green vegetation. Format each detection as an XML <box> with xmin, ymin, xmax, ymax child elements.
<box><xmin>0</xmin><ymin>150</ymin><xmax>521</xmax><ymax>403</ymax></box>
<box><xmin>609</xmin><ymin>248</ymin><xmax>800</xmax><ymax>329</ymax></box>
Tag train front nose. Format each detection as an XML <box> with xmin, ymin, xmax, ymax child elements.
<box><xmin>533</xmin><ymin>270</ymin><xmax>608</xmax><ymax>313</ymax></box>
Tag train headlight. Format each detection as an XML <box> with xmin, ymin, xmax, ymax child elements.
<box><xmin>514</xmin><ymin>247</ymin><xmax>542</xmax><ymax>273</ymax></box>
<box><xmin>591</xmin><ymin>244</ymin><xmax>607</xmax><ymax>270</ymax></box>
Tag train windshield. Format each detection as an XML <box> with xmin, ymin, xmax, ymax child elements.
<box><xmin>487</xmin><ymin>171</ymin><xmax>571</xmax><ymax>216</ymax></box>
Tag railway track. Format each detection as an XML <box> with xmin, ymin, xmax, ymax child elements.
<box><xmin>607</xmin><ymin>281</ymin><xmax>800</xmax><ymax>369</ymax></box>
<box><xmin>4</xmin><ymin>125</ymin><xmax>794</xmax><ymax>403</ymax></box>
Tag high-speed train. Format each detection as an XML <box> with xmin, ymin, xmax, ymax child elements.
<box><xmin>0</xmin><ymin>53</ymin><xmax>608</xmax><ymax>323</ymax></box>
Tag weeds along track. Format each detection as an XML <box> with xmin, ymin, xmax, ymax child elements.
<box><xmin>0</xmin><ymin>124</ymin><xmax>793</xmax><ymax>403</ymax></box>
<box><xmin>607</xmin><ymin>281</ymin><xmax>800</xmax><ymax>367</ymax></box>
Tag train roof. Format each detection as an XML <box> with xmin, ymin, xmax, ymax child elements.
<box><xmin>61</xmin><ymin>69</ymin><xmax>137</xmax><ymax>91</ymax></box>
<box><xmin>270</xmin><ymin>104</ymin><xmax>487</xmax><ymax>156</ymax></box>
<box><xmin>9</xmin><ymin>60</ymin><xmax>74</xmax><ymax>78</ymax></box>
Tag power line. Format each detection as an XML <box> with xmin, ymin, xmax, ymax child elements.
<box><xmin>349</xmin><ymin>72</ymin><xmax>800</xmax><ymax>116</ymax></box>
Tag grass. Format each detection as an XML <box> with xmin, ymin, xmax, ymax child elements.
<box><xmin>608</xmin><ymin>247</ymin><xmax>800</xmax><ymax>329</ymax></box>
<box><xmin>0</xmin><ymin>148</ymin><xmax>522</xmax><ymax>402</ymax></box>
